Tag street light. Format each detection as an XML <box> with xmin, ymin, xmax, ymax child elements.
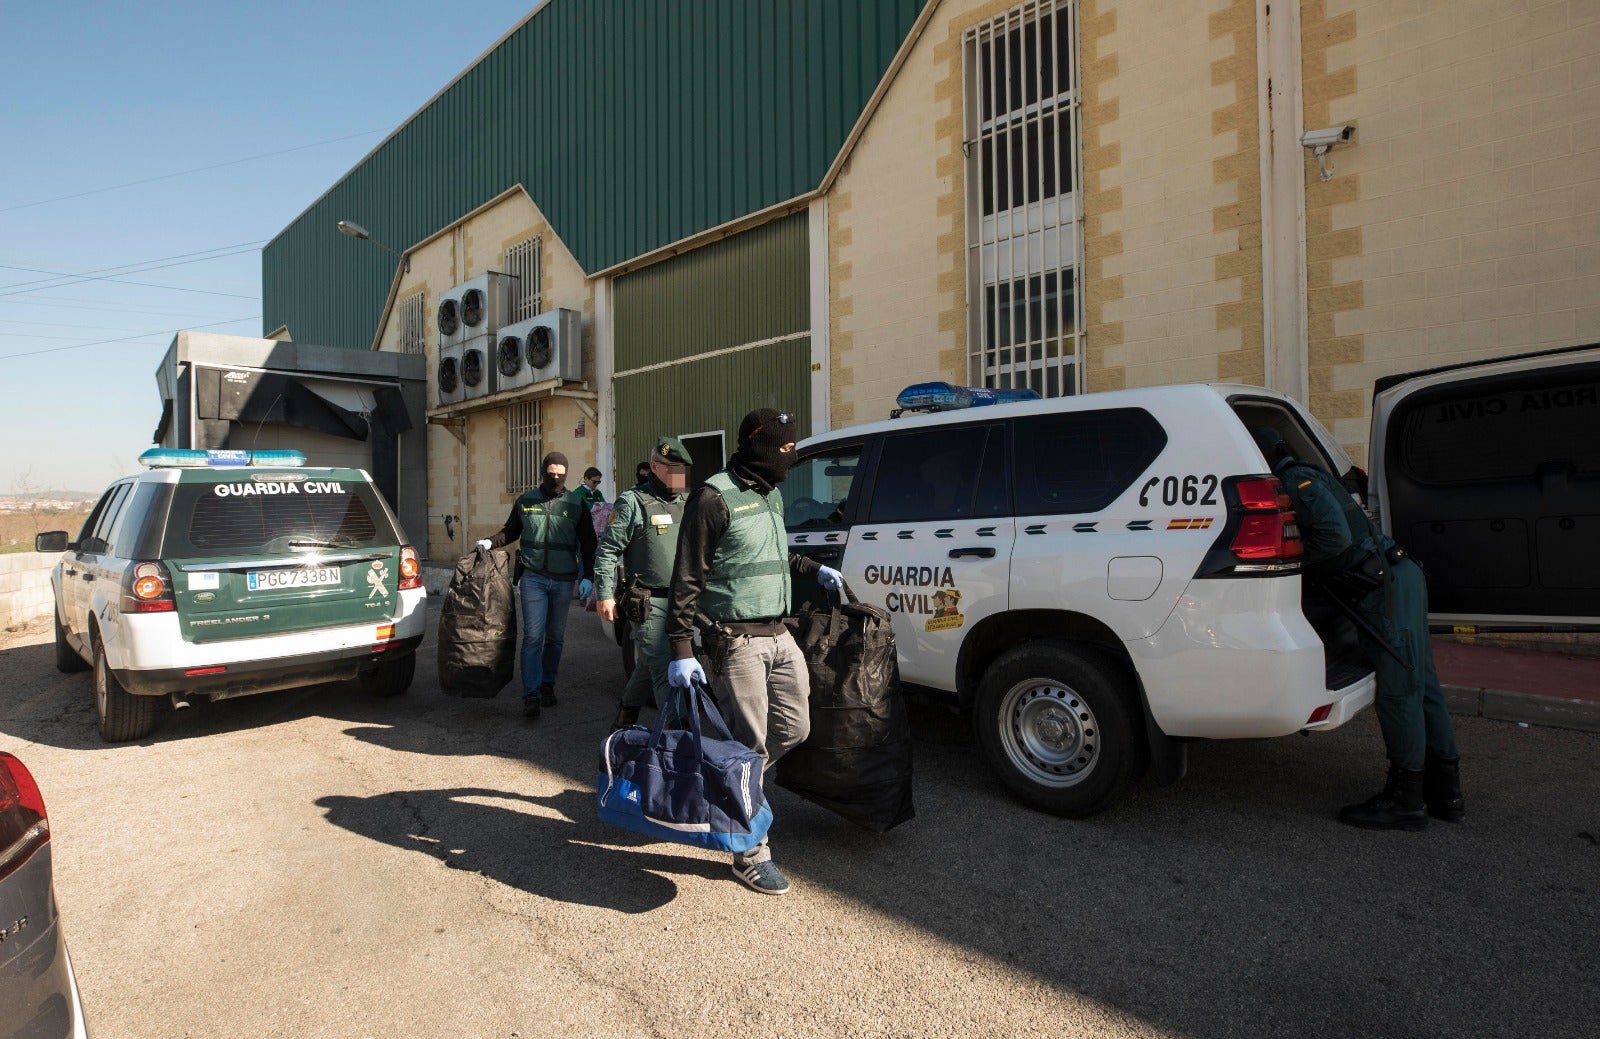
<box><xmin>337</xmin><ymin>220</ymin><xmax>409</xmax><ymax>273</ymax></box>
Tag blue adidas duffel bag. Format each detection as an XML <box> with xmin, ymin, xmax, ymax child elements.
<box><xmin>597</xmin><ymin>678</ymin><xmax>773</xmax><ymax>854</ymax></box>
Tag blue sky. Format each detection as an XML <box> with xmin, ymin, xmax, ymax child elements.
<box><xmin>0</xmin><ymin>0</ymin><xmax>538</xmax><ymax>494</ymax></box>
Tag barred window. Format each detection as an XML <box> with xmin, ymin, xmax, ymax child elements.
<box><xmin>964</xmin><ymin>0</ymin><xmax>1082</xmax><ymax>398</ymax></box>
<box><xmin>397</xmin><ymin>291</ymin><xmax>425</xmax><ymax>354</ymax></box>
<box><xmin>505</xmin><ymin>400</ymin><xmax>544</xmax><ymax>493</ymax></box>
<box><xmin>505</xmin><ymin>236</ymin><xmax>543</xmax><ymax>323</ymax></box>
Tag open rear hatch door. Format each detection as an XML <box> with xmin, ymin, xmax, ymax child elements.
<box><xmin>1370</xmin><ymin>344</ymin><xmax>1600</xmax><ymax>633</ymax></box>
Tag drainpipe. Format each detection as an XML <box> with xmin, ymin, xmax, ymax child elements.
<box><xmin>1256</xmin><ymin>0</ymin><xmax>1309</xmax><ymax>403</ymax></box>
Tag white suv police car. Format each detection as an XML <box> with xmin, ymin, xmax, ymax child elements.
<box><xmin>786</xmin><ymin>347</ymin><xmax>1600</xmax><ymax>816</ymax></box>
<box><xmin>37</xmin><ymin>449</ymin><xmax>427</xmax><ymax>742</ymax></box>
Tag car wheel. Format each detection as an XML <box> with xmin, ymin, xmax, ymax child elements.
<box><xmin>973</xmin><ymin>642</ymin><xmax>1143</xmax><ymax>818</ymax></box>
<box><xmin>54</xmin><ymin>610</ymin><xmax>89</xmax><ymax>674</ymax></box>
<box><xmin>360</xmin><ymin>651</ymin><xmax>416</xmax><ymax>697</ymax></box>
<box><xmin>93</xmin><ymin>636</ymin><xmax>159</xmax><ymax>742</ymax></box>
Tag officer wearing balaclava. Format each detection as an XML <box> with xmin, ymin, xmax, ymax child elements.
<box><xmin>665</xmin><ymin>408</ymin><xmax>843</xmax><ymax>896</ymax></box>
<box><xmin>478</xmin><ymin>450</ymin><xmax>598</xmax><ymax>719</ymax></box>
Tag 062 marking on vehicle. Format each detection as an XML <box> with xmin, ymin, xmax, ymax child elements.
<box><xmin>1138</xmin><ymin>474</ymin><xmax>1219</xmax><ymax>508</ymax></box>
<box><xmin>246</xmin><ymin>566</ymin><xmax>341</xmax><ymax>591</ymax></box>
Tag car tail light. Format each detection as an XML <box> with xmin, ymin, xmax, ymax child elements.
<box><xmin>1306</xmin><ymin>704</ymin><xmax>1333</xmax><ymax>724</ymax></box>
<box><xmin>1195</xmin><ymin>475</ymin><xmax>1304</xmax><ymax>577</ymax></box>
<box><xmin>122</xmin><ymin>561</ymin><xmax>176</xmax><ymax>613</ymax></box>
<box><xmin>398</xmin><ymin>546</ymin><xmax>422</xmax><ymax>591</ymax></box>
<box><xmin>0</xmin><ymin>752</ymin><xmax>49</xmax><ymax>883</ymax></box>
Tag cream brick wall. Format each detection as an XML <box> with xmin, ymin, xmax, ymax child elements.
<box><xmin>829</xmin><ymin>0</ymin><xmax>1263</xmax><ymax>423</ymax></box>
<box><xmin>1099</xmin><ymin>0</ymin><xmax>1262</xmax><ymax>388</ymax></box>
<box><xmin>1318</xmin><ymin>0</ymin><xmax>1600</xmax><ymax>460</ymax></box>
<box><xmin>375</xmin><ymin>189</ymin><xmax>597</xmax><ymax>560</ymax></box>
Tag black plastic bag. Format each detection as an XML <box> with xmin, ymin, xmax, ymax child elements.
<box><xmin>779</xmin><ymin>586</ymin><xmax>914</xmax><ymax>832</ymax></box>
<box><xmin>438</xmin><ymin>547</ymin><xmax>517</xmax><ymax>698</ymax></box>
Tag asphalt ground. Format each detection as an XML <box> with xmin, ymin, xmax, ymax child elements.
<box><xmin>1</xmin><ymin>607</ymin><xmax>1596</xmax><ymax>1039</ymax></box>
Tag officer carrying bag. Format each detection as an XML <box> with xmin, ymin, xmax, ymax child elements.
<box><xmin>597</xmin><ymin>678</ymin><xmax>773</xmax><ymax>854</ymax></box>
<box><xmin>437</xmin><ymin>547</ymin><xmax>517</xmax><ymax>698</ymax></box>
<box><xmin>780</xmin><ymin>584</ymin><xmax>915</xmax><ymax>833</ymax></box>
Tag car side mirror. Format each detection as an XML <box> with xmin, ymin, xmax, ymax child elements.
<box><xmin>35</xmin><ymin>530</ymin><xmax>69</xmax><ymax>553</ymax></box>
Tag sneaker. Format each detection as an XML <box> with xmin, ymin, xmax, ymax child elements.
<box><xmin>539</xmin><ymin>683</ymin><xmax>558</xmax><ymax>708</ymax></box>
<box><xmin>732</xmin><ymin>859</ymin><xmax>791</xmax><ymax>896</ymax></box>
<box><xmin>522</xmin><ymin>696</ymin><xmax>541</xmax><ymax>719</ymax></box>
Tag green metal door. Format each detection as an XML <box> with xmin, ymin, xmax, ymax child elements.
<box><xmin>613</xmin><ymin>212</ymin><xmax>810</xmax><ymax>478</ymax></box>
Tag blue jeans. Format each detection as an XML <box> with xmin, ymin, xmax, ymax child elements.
<box><xmin>518</xmin><ymin>571</ymin><xmax>575</xmax><ymax>699</ymax></box>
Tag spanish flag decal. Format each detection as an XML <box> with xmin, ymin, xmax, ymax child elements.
<box><xmin>1166</xmin><ymin>517</ymin><xmax>1215</xmax><ymax>530</ymax></box>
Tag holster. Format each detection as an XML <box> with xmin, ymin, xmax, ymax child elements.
<box><xmin>1326</xmin><ymin>551</ymin><xmax>1388</xmax><ymax>602</ymax></box>
<box><xmin>693</xmin><ymin>611</ymin><xmax>736</xmax><ymax>676</ymax></box>
<box><xmin>622</xmin><ymin>577</ymin><xmax>653</xmax><ymax>625</ymax></box>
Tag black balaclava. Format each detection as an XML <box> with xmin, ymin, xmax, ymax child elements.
<box><xmin>540</xmin><ymin>451</ymin><xmax>569</xmax><ymax>496</ymax></box>
<box><xmin>1249</xmin><ymin>427</ymin><xmax>1292</xmax><ymax>471</ymax></box>
<box><xmin>730</xmin><ymin>408</ymin><xmax>798</xmax><ymax>490</ymax></box>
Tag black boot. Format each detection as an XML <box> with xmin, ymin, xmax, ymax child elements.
<box><xmin>610</xmin><ymin>704</ymin><xmax>641</xmax><ymax>734</ymax></box>
<box><xmin>1339</xmin><ymin>763</ymin><xmax>1428</xmax><ymax>831</ymax></box>
<box><xmin>539</xmin><ymin>682</ymin><xmax>558</xmax><ymax>708</ymax></box>
<box><xmin>1423</xmin><ymin>752</ymin><xmax>1465</xmax><ymax>822</ymax></box>
<box><xmin>521</xmin><ymin>695</ymin><xmax>541</xmax><ymax>720</ymax></box>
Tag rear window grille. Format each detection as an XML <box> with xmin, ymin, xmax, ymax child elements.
<box><xmin>185</xmin><ymin>492</ymin><xmax>378</xmax><ymax>552</ymax></box>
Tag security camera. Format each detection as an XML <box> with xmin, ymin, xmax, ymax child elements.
<box><xmin>1301</xmin><ymin>125</ymin><xmax>1354</xmax><ymax>149</ymax></box>
<box><xmin>1301</xmin><ymin>125</ymin><xmax>1354</xmax><ymax>181</ymax></box>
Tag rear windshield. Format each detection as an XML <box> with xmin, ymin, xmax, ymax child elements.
<box><xmin>161</xmin><ymin>477</ymin><xmax>398</xmax><ymax>558</ymax></box>
<box><xmin>1397</xmin><ymin>372</ymin><xmax>1600</xmax><ymax>485</ymax></box>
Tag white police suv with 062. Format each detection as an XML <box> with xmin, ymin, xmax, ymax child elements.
<box><xmin>36</xmin><ymin>449</ymin><xmax>428</xmax><ymax>743</ymax></box>
<box><xmin>784</xmin><ymin>349</ymin><xmax>1600</xmax><ymax>816</ymax></box>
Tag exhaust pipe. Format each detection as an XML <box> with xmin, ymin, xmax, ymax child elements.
<box><xmin>170</xmin><ymin>692</ymin><xmax>192</xmax><ymax>711</ymax></box>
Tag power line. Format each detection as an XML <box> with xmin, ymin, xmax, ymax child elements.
<box><xmin>0</xmin><ymin>315</ymin><xmax>261</xmax><ymax>362</ymax></box>
<box><xmin>0</xmin><ymin>253</ymin><xmax>261</xmax><ymax>300</ymax></box>
<box><xmin>0</xmin><ymin>239</ymin><xmax>267</xmax><ymax>292</ymax></box>
<box><xmin>0</xmin><ymin>128</ymin><xmax>392</xmax><ymax>213</ymax></box>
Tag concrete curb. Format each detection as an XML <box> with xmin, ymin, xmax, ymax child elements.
<box><xmin>1443</xmin><ymin>684</ymin><xmax>1600</xmax><ymax>735</ymax></box>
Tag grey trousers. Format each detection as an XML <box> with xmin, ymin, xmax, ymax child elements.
<box><xmin>711</xmin><ymin>630</ymin><xmax>810</xmax><ymax>866</ymax></box>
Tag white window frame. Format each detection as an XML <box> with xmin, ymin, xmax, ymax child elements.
<box><xmin>505</xmin><ymin>236</ymin><xmax>544</xmax><ymax>323</ymax></box>
<box><xmin>505</xmin><ymin>400</ymin><xmax>544</xmax><ymax>493</ymax></box>
<box><xmin>397</xmin><ymin>291</ymin><xmax>426</xmax><ymax>355</ymax></box>
<box><xmin>963</xmin><ymin>0</ymin><xmax>1084</xmax><ymax>398</ymax></box>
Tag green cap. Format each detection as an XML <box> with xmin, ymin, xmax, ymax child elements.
<box><xmin>654</xmin><ymin>436</ymin><xmax>693</xmax><ymax>465</ymax></box>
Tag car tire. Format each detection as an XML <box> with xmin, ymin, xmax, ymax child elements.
<box><xmin>93</xmin><ymin>637</ymin><xmax>159</xmax><ymax>743</ymax></box>
<box><xmin>973</xmin><ymin>641</ymin><xmax>1143</xmax><ymax>818</ymax></box>
<box><xmin>54</xmin><ymin>610</ymin><xmax>89</xmax><ymax>674</ymax></box>
<box><xmin>360</xmin><ymin>651</ymin><xmax>416</xmax><ymax>697</ymax></box>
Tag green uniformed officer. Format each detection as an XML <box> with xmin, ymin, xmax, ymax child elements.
<box><xmin>595</xmin><ymin>437</ymin><xmax>694</xmax><ymax>732</ymax></box>
<box><xmin>1251</xmin><ymin>428</ymin><xmax>1464</xmax><ymax>830</ymax></box>
<box><xmin>665</xmin><ymin>408</ymin><xmax>844</xmax><ymax>896</ymax></box>
<box><xmin>477</xmin><ymin>450</ymin><xmax>597</xmax><ymax>719</ymax></box>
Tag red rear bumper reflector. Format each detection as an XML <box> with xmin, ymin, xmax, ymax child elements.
<box><xmin>1307</xmin><ymin>704</ymin><xmax>1333</xmax><ymax>724</ymax></box>
<box><xmin>184</xmin><ymin>666</ymin><xmax>227</xmax><ymax>677</ymax></box>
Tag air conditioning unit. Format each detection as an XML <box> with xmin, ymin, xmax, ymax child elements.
<box><xmin>460</xmin><ymin>334</ymin><xmax>491</xmax><ymax>400</ymax></box>
<box><xmin>436</xmin><ymin>286</ymin><xmax>466</xmax><ymax>352</ymax></box>
<box><xmin>436</xmin><ymin>340</ymin><xmax>465</xmax><ymax>407</ymax></box>
<box><xmin>489</xmin><ymin>308</ymin><xmax>584</xmax><ymax>395</ymax></box>
<box><xmin>453</xmin><ymin>272</ymin><xmax>511</xmax><ymax>340</ymax></box>
<box><xmin>491</xmin><ymin>317</ymin><xmax>538</xmax><ymax>394</ymax></box>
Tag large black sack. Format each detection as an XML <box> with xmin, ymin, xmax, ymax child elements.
<box><xmin>779</xmin><ymin>586</ymin><xmax>914</xmax><ymax>832</ymax></box>
<box><xmin>438</xmin><ymin>547</ymin><xmax>517</xmax><ymax>698</ymax></box>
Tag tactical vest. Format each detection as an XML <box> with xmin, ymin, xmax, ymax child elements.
<box><xmin>700</xmin><ymin>470</ymin><xmax>789</xmax><ymax>622</ymax></box>
<box><xmin>620</xmin><ymin>484</ymin><xmax>685</xmax><ymax>591</ymax></box>
<box><xmin>517</xmin><ymin>488</ymin><xmax>585</xmax><ymax>578</ymax></box>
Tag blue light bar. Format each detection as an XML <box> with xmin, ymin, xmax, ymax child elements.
<box><xmin>895</xmin><ymin>382</ymin><xmax>1042</xmax><ymax>413</ymax></box>
<box><xmin>139</xmin><ymin>448</ymin><xmax>308</xmax><ymax>469</ymax></box>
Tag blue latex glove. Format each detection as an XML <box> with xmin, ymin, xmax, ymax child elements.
<box><xmin>578</xmin><ymin>578</ymin><xmax>594</xmax><ymax>599</ymax></box>
<box><xmin>668</xmin><ymin>657</ymin><xmax>706</xmax><ymax>690</ymax></box>
<box><xmin>816</xmin><ymin>565</ymin><xmax>844</xmax><ymax>592</ymax></box>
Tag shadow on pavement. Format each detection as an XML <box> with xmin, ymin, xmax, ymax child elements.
<box><xmin>314</xmin><ymin>786</ymin><xmax>722</xmax><ymax>914</ymax></box>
